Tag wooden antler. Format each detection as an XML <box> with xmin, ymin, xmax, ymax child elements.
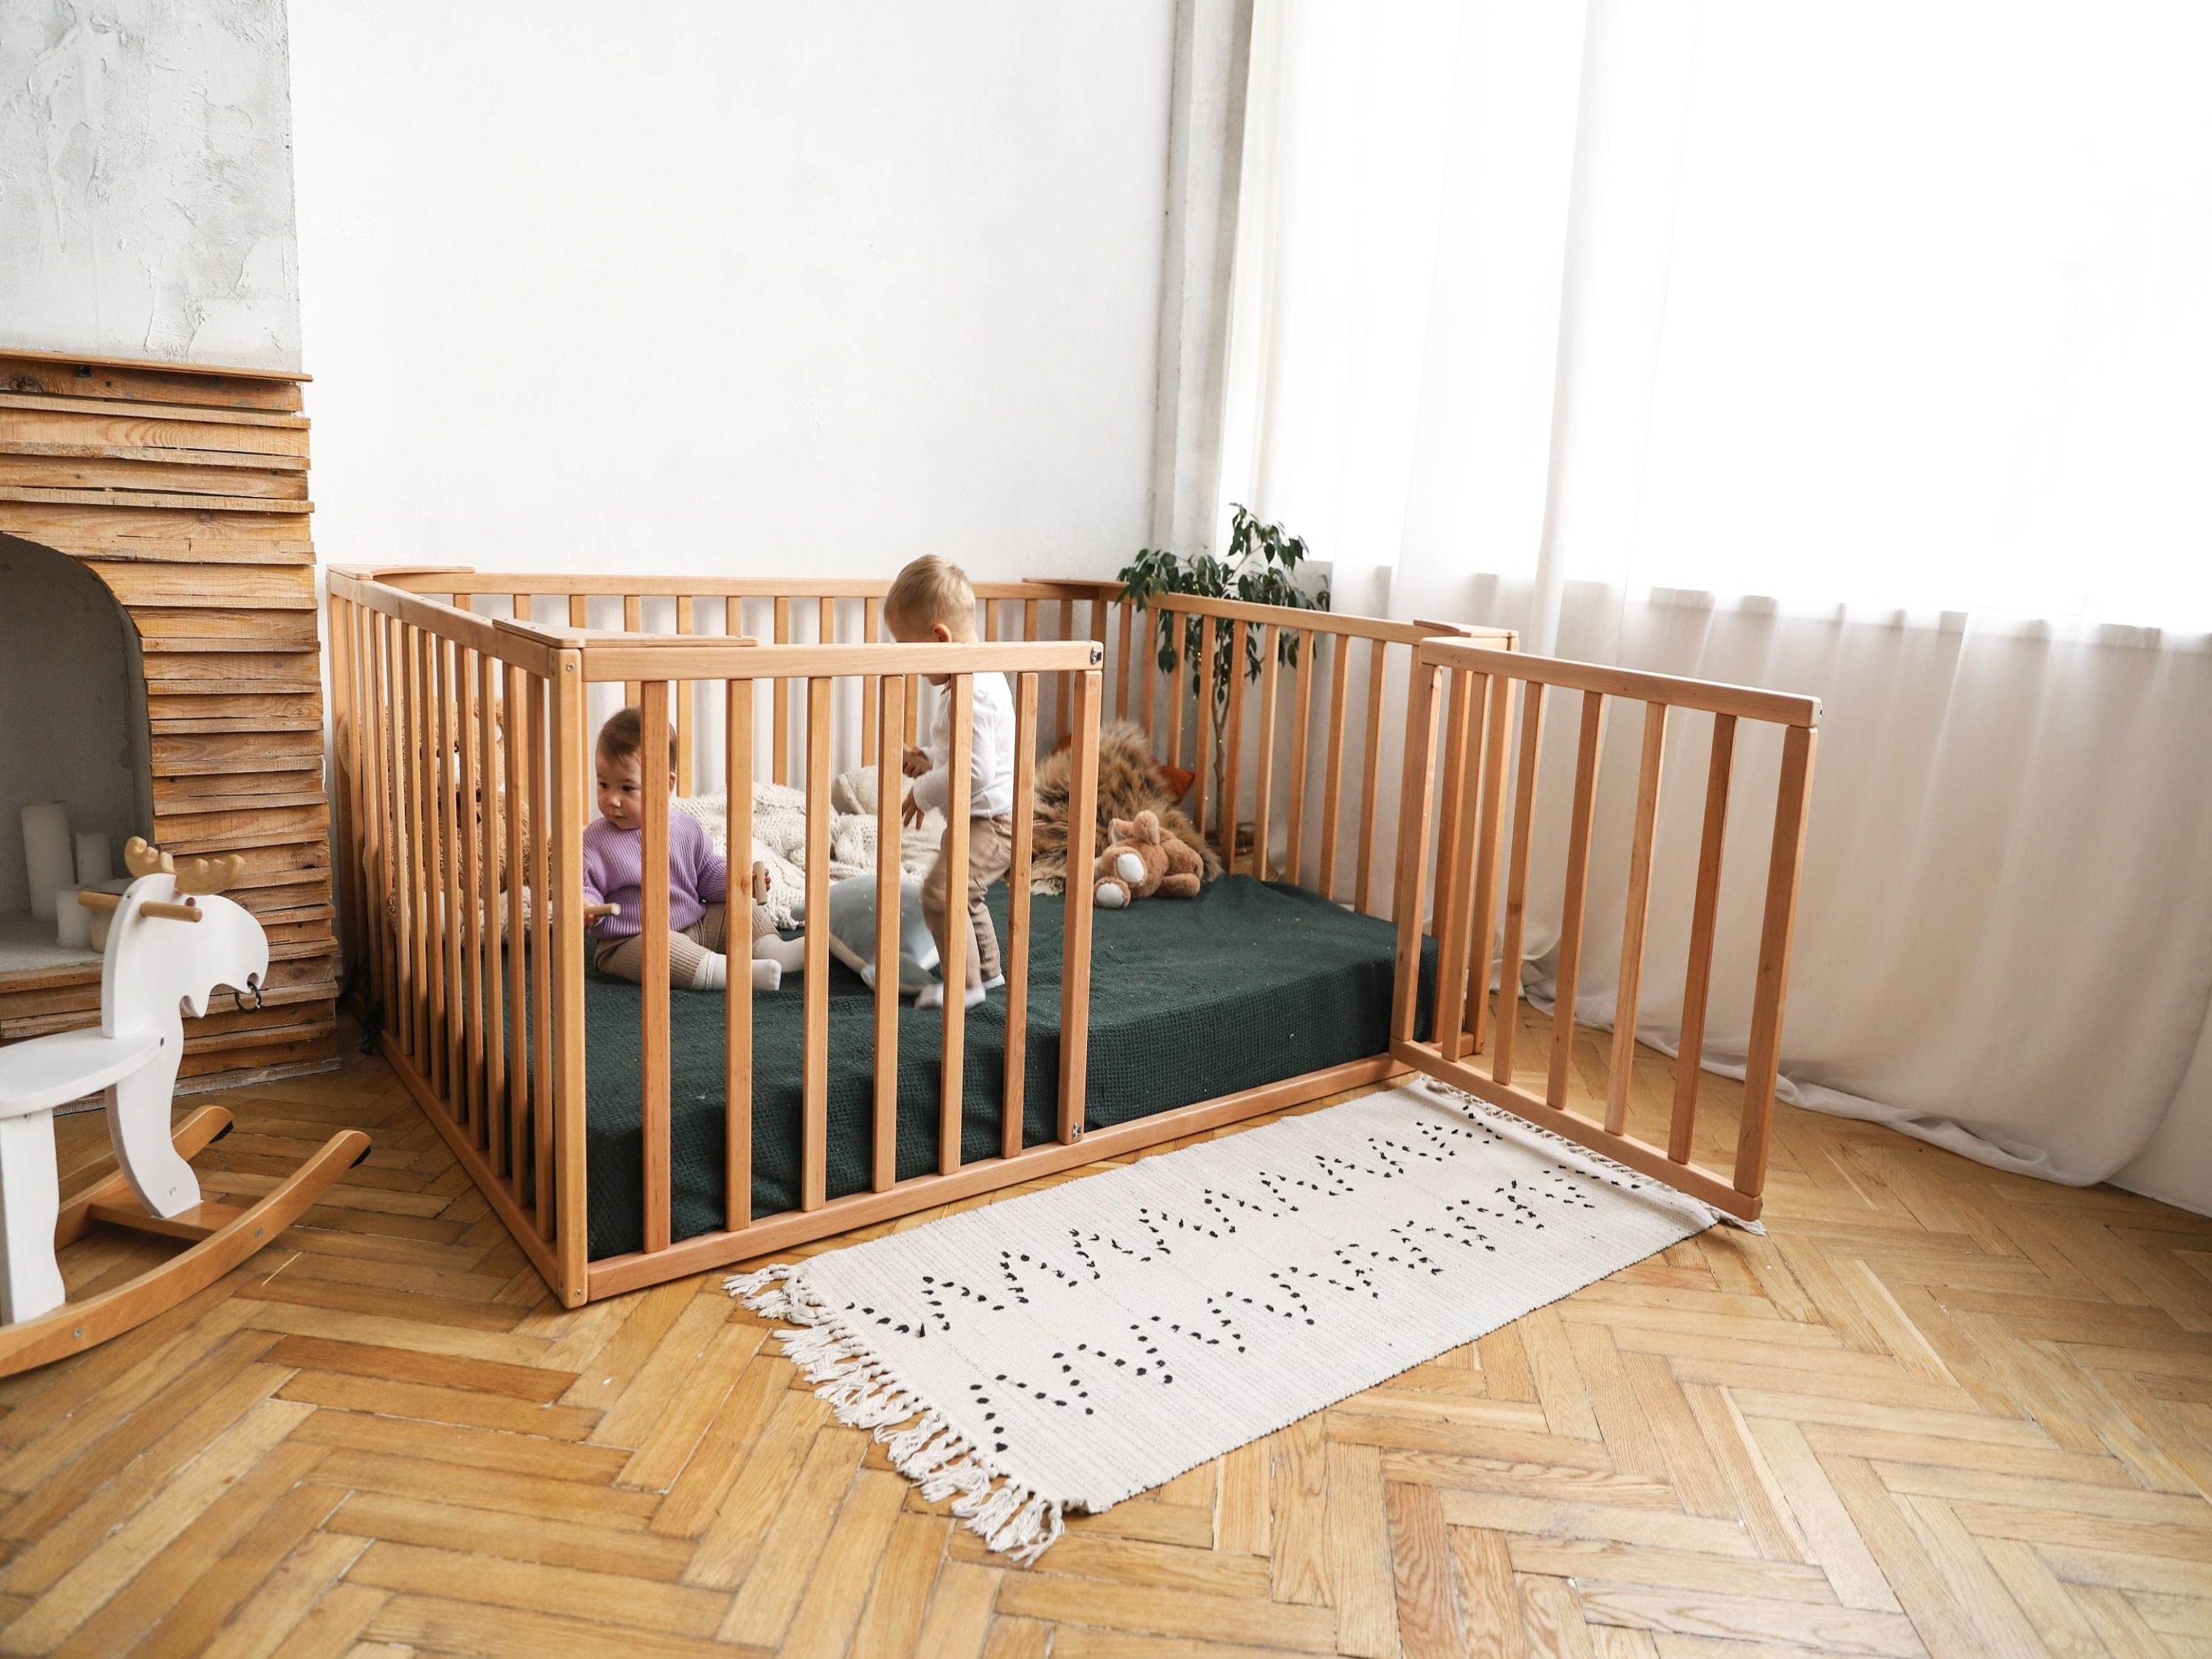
<box><xmin>173</xmin><ymin>854</ymin><xmax>246</xmax><ymax>897</ymax></box>
<box><xmin>124</xmin><ymin>837</ymin><xmax>175</xmax><ymax>879</ymax></box>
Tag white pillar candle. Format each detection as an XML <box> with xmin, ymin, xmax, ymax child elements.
<box><xmin>55</xmin><ymin>888</ymin><xmax>91</xmax><ymax>949</ymax></box>
<box><xmin>74</xmin><ymin>831</ymin><xmax>112</xmax><ymax>886</ymax></box>
<box><xmin>21</xmin><ymin>804</ymin><xmax>71</xmax><ymax>922</ymax></box>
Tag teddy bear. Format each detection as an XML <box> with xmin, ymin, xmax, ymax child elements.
<box><xmin>1093</xmin><ymin>809</ymin><xmax>1206</xmax><ymax>908</ymax></box>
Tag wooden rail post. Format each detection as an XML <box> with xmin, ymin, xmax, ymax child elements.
<box><xmin>1059</xmin><ymin>667</ymin><xmax>1102</xmax><ymax>1142</ymax></box>
<box><xmin>1391</xmin><ymin>660</ymin><xmax>1444</xmax><ymax>1045</ymax></box>
<box><xmin>549</xmin><ymin>647</ymin><xmax>590</xmax><ymax>1304</ymax></box>
<box><xmin>872</xmin><ymin>675</ymin><xmax>903</xmax><ymax>1191</ymax></box>
<box><xmin>1733</xmin><ymin>724</ymin><xmax>1816</xmax><ymax>1202</ymax></box>
<box><xmin>1004</xmin><ymin>672</ymin><xmax>1039</xmax><ymax>1158</ymax></box>
<box><xmin>726</xmin><ymin>678</ymin><xmax>756</xmax><ymax>1229</ymax></box>
<box><xmin>639</xmin><ymin>681</ymin><xmax>673</xmax><ymax>1253</ymax></box>
<box><xmin>939</xmin><ymin>676</ymin><xmax>973</xmax><ymax>1174</ymax></box>
<box><xmin>1669</xmin><ymin>714</ymin><xmax>1736</xmax><ymax>1163</ymax></box>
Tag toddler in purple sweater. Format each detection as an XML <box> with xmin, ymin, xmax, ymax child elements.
<box><xmin>583</xmin><ymin>709</ymin><xmax>807</xmax><ymax>992</ymax></box>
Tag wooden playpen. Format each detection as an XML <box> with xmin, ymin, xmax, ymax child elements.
<box><xmin>326</xmin><ymin>567</ymin><xmax>1815</xmax><ymax>1305</ymax></box>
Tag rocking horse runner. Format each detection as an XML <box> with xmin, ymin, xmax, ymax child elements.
<box><xmin>0</xmin><ymin>838</ymin><xmax>368</xmax><ymax>1374</ymax></box>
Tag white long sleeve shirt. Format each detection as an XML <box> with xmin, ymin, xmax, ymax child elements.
<box><xmin>910</xmin><ymin>671</ymin><xmax>1018</xmax><ymax>818</ymax></box>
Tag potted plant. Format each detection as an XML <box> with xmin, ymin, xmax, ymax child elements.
<box><xmin>1117</xmin><ymin>505</ymin><xmax>1331</xmax><ymax>839</ymax></box>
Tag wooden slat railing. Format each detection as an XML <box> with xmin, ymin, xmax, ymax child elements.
<box><xmin>1111</xmin><ymin>591</ymin><xmax>1514</xmax><ymax>916</ymax></box>
<box><xmin>329</xmin><ymin>567</ymin><xmax>1106</xmax><ymax>1305</ymax></box>
<box><xmin>1391</xmin><ymin>641</ymin><xmax>1820</xmax><ymax>1222</ymax></box>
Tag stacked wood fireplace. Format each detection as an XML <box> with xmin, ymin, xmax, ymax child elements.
<box><xmin>0</xmin><ymin>349</ymin><xmax>338</xmax><ymax>1088</ymax></box>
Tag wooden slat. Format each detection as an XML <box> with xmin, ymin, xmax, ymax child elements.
<box><xmin>861</xmin><ymin>598</ymin><xmax>883</xmax><ymax>765</ymax></box>
<box><xmin>458</xmin><ymin>648</ymin><xmax>488</xmax><ymax>1152</ymax></box>
<box><xmin>1493</xmin><ymin>684</ymin><xmax>1547</xmax><ymax>1090</ymax></box>
<box><xmin>1733</xmin><ymin>724</ymin><xmax>1817</xmax><ymax>1200</ymax></box>
<box><xmin>1464</xmin><ymin>672</ymin><xmax>1514</xmax><ymax>1057</ymax></box>
<box><xmin>1605</xmin><ymin>702</ymin><xmax>1669</xmax><ymax>1135</ymax></box>
<box><xmin>1116</xmin><ymin>599</ymin><xmax>1133</xmax><ymax>721</ymax></box>
<box><xmin>939</xmin><ymin>677</ymin><xmax>975</xmax><ymax>1175</ymax></box>
<box><xmin>1163</xmin><ymin>611</ymin><xmax>1183</xmax><ymax>773</ymax></box>
<box><xmin>469</xmin><ymin>655</ymin><xmax>500</xmax><ymax>1168</ymax></box>
<box><xmin>1194</xmin><ymin>613</ymin><xmax>1217</xmax><ymax>842</ymax></box>
<box><xmin>1319</xmin><ymin>634</ymin><xmax>1349</xmax><ymax>902</ymax></box>
<box><xmin>1222</xmin><ymin>619</ymin><xmax>1247</xmax><ymax>869</ymax></box>
<box><xmin>1356</xmin><ymin>639</ymin><xmax>1388</xmax><ymax>915</ymax></box>
<box><xmin>530</xmin><ymin>675</ymin><xmax>554</xmax><ymax>1237</ymax></box>
<box><xmin>1430</xmin><ymin>672</ymin><xmax>1481</xmax><ymax>1064</ymax></box>
<box><xmin>1252</xmin><ymin>625</ymin><xmax>1280</xmax><ymax>880</ymax></box>
<box><xmin>1671</xmin><ymin>714</ymin><xmax>1736</xmax><ymax>1163</ymax></box>
<box><xmin>639</xmin><ymin>681</ymin><xmax>673</xmax><ymax>1255</ymax></box>
<box><xmin>438</xmin><ymin>643</ymin><xmax>469</xmax><ymax>1129</ymax></box>
<box><xmin>772</xmin><ymin>598</ymin><xmax>790</xmax><ymax>786</ymax></box>
<box><xmin>501</xmin><ymin>663</ymin><xmax>528</xmax><ymax>1201</ymax></box>
<box><xmin>1056</xmin><ymin>599</ymin><xmax>1074</xmax><ymax>748</ymax></box>
<box><xmin>801</xmin><ymin>678</ymin><xmax>834</xmax><ymax>1211</ymax></box>
<box><xmin>622</xmin><ymin>594</ymin><xmax>642</xmax><ymax>710</ymax></box>
<box><xmin>726</xmin><ymin>678</ymin><xmax>756</xmax><ymax>1231</ymax></box>
<box><xmin>1058</xmin><ymin>670</ymin><xmax>1102</xmax><ymax>1144</ymax></box>
<box><xmin>1390</xmin><ymin>663</ymin><xmax>1445</xmax><ymax>1046</ymax></box>
<box><xmin>872</xmin><ymin>676</ymin><xmax>903</xmax><ymax>1192</ymax></box>
<box><xmin>1141</xmin><ymin>603</ymin><xmax>1160</xmax><ymax>744</ymax></box>
<box><xmin>673</xmin><ymin>596</ymin><xmax>695</xmax><ymax>797</ymax></box>
<box><xmin>1284</xmin><ymin>630</ymin><xmax>1313</xmax><ymax>887</ymax></box>
<box><xmin>1004</xmin><ymin>673</ymin><xmax>1039</xmax><ymax>1161</ymax></box>
<box><xmin>1546</xmin><ymin>691</ymin><xmax>1609</xmax><ymax>1113</ymax></box>
<box><xmin>420</xmin><ymin>629</ymin><xmax>447</xmax><ymax>1096</ymax></box>
<box><xmin>549</xmin><ymin>649</ymin><xmax>591</xmax><ymax>1304</ymax></box>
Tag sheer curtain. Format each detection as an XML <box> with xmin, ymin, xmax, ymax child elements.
<box><xmin>1220</xmin><ymin>0</ymin><xmax>2212</xmax><ymax>1211</ymax></box>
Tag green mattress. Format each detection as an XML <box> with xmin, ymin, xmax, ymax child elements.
<box><xmin>579</xmin><ymin>874</ymin><xmax>1436</xmax><ymax>1259</ymax></box>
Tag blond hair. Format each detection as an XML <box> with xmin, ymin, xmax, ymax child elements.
<box><xmin>884</xmin><ymin>555</ymin><xmax>978</xmax><ymax>640</ymax></box>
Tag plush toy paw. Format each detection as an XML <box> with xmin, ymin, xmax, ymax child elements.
<box><xmin>1095</xmin><ymin>879</ymin><xmax>1131</xmax><ymax>908</ymax></box>
<box><xmin>1112</xmin><ymin>852</ymin><xmax>1144</xmax><ymax>885</ymax></box>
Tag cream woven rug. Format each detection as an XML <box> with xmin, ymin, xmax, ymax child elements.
<box><xmin>729</xmin><ymin>1080</ymin><xmax>1720</xmax><ymax>1562</ymax></box>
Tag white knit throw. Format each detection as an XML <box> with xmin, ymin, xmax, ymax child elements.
<box><xmin>731</xmin><ymin>1080</ymin><xmax>1719</xmax><ymax>1562</ymax></box>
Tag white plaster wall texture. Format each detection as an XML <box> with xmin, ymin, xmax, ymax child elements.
<box><xmin>291</xmin><ymin>1</ymin><xmax>1177</xmax><ymax>585</ymax></box>
<box><xmin>0</xmin><ymin>0</ymin><xmax>301</xmax><ymax>371</ymax></box>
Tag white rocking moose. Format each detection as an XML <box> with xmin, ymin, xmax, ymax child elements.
<box><xmin>0</xmin><ymin>838</ymin><xmax>366</xmax><ymax>1374</ymax></box>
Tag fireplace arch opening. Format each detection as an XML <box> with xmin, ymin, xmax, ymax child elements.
<box><xmin>0</xmin><ymin>534</ymin><xmax>154</xmax><ymax>964</ymax></box>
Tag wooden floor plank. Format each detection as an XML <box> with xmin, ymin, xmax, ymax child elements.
<box><xmin>0</xmin><ymin>1009</ymin><xmax>2200</xmax><ymax>1658</ymax></box>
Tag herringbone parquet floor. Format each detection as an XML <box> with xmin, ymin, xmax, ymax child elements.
<box><xmin>4</xmin><ymin>1012</ymin><xmax>2210</xmax><ymax>1658</ymax></box>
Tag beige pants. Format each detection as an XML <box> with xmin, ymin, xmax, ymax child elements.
<box><xmin>922</xmin><ymin>815</ymin><xmax>1015</xmax><ymax>985</ymax></box>
<box><xmin>592</xmin><ymin>900</ymin><xmax>775</xmax><ymax>986</ymax></box>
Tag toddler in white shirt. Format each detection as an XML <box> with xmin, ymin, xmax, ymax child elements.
<box><xmin>884</xmin><ymin>555</ymin><xmax>1018</xmax><ymax>1011</ymax></box>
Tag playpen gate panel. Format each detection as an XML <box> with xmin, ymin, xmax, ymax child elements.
<box><xmin>1389</xmin><ymin>640</ymin><xmax>1819</xmax><ymax>1223</ymax></box>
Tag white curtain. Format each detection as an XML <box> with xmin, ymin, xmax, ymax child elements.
<box><xmin>1220</xmin><ymin>0</ymin><xmax>2212</xmax><ymax>1211</ymax></box>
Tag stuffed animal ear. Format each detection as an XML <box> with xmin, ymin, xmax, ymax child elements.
<box><xmin>1158</xmin><ymin>762</ymin><xmax>1195</xmax><ymax>804</ymax></box>
<box><xmin>1107</xmin><ymin>816</ymin><xmax>1136</xmax><ymax>843</ymax></box>
<box><xmin>1133</xmin><ymin>810</ymin><xmax>1164</xmax><ymax>842</ymax></box>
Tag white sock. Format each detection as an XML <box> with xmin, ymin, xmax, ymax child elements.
<box><xmin>757</xmin><ymin>933</ymin><xmax>808</xmax><ymax>973</ymax></box>
<box><xmin>752</xmin><ymin>958</ymin><xmax>781</xmax><ymax>992</ymax></box>
<box><xmin>914</xmin><ymin>981</ymin><xmax>987</xmax><ymax>1010</ymax></box>
<box><xmin>690</xmin><ymin>952</ymin><xmax>728</xmax><ymax>991</ymax></box>
<box><xmin>981</xmin><ymin>974</ymin><xmax>1005</xmax><ymax>992</ymax></box>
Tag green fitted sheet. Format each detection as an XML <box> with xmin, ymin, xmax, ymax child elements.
<box><xmin>578</xmin><ymin>874</ymin><xmax>1437</xmax><ymax>1259</ymax></box>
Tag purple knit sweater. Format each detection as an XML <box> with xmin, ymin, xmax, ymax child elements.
<box><xmin>580</xmin><ymin>812</ymin><xmax>728</xmax><ymax>939</ymax></box>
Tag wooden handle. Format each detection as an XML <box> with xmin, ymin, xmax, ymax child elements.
<box><xmin>583</xmin><ymin>902</ymin><xmax>620</xmax><ymax>922</ymax></box>
<box><xmin>78</xmin><ymin>891</ymin><xmax>201</xmax><ymax>923</ymax></box>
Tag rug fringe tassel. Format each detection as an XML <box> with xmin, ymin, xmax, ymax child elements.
<box><xmin>727</xmin><ymin>1266</ymin><xmax>1066</xmax><ymax>1564</ymax></box>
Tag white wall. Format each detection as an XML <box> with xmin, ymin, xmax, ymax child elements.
<box><xmin>0</xmin><ymin>0</ymin><xmax>299</xmax><ymax>370</ymax></box>
<box><xmin>290</xmin><ymin>2</ymin><xmax>1178</xmax><ymax>585</ymax></box>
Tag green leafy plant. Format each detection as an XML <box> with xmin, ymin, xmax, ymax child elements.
<box><xmin>1117</xmin><ymin>505</ymin><xmax>1331</xmax><ymax>817</ymax></box>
